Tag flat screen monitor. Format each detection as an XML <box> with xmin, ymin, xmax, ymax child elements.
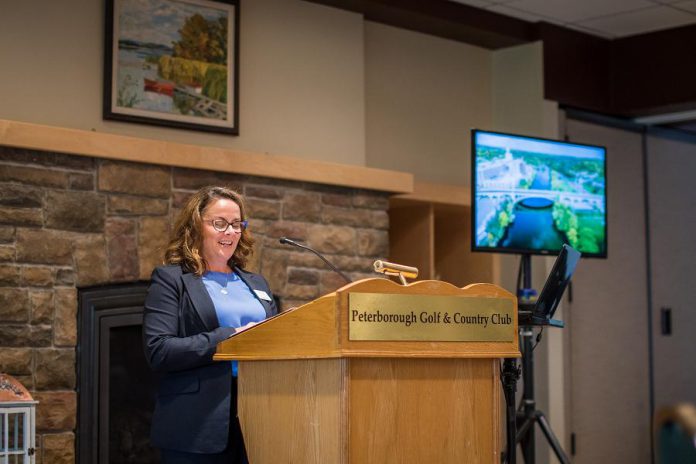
<box><xmin>471</xmin><ymin>129</ymin><xmax>607</xmax><ymax>258</ymax></box>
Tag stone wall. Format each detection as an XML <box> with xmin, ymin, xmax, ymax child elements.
<box><xmin>0</xmin><ymin>146</ymin><xmax>390</xmax><ymax>464</ymax></box>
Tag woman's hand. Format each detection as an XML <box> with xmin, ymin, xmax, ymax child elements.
<box><xmin>235</xmin><ymin>321</ymin><xmax>258</xmax><ymax>333</ymax></box>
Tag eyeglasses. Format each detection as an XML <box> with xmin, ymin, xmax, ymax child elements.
<box><xmin>207</xmin><ymin>218</ymin><xmax>248</xmax><ymax>233</ymax></box>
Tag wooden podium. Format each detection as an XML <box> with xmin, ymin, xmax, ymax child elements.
<box><xmin>215</xmin><ymin>278</ymin><xmax>519</xmax><ymax>464</ymax></box>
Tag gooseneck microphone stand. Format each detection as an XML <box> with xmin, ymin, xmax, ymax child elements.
<box><xmin>501</xmin><ymin>254</ymin><xmax>570</xmax><ymax>464</ymax></box>
<box><xmin>278</xmin><ymin>237</ymin><xmax>352</xmax><ymax>284</ymax></box>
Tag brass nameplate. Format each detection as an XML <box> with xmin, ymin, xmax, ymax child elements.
<box><xmin>348</xmin><ymin>293</ymin><xmax>515</xmax><ymax>342</ymax></box>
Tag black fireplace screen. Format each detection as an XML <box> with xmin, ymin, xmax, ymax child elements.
<box><xmin>78</xmin><ymin>283</ymin><xmax>161</xmax><ymax>464</ymax></box>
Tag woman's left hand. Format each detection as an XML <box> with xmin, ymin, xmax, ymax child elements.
<box><xmin>235</xmin><ymin>321</ymin><xmax>258</xmax><ymax>333</ymax></box>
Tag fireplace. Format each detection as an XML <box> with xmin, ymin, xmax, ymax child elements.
<box><xmin>0</xmin><ymin>145</ymin><xmax>390</xmax><ymax>463</ymax></box>
<box><xmin>77</xmin><ymin>283</ymin><xmax>160</xmax><ymax>464</ymax></box>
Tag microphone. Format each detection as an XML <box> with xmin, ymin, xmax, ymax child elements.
<box><xmin>278</xmin><ymin>237</ymin><xmax>352</xmax><ymax>284</ymax></box>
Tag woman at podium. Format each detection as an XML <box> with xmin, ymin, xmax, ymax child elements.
<box><xmin>143</xmin><ymin>186</ymin><xmax>279</xmax><ymax>464</ymax></box>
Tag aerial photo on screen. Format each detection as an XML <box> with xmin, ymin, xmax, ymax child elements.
<box><xmin>474</xmin><ymin>131</ymin><xmax>606</xmax><ymax>256</ymax></box>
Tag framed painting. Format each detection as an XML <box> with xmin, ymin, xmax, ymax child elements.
<box><xmin>104</xmin><ymin>0</ymin><xmax>239</xmax><ymax>134</ymax></box>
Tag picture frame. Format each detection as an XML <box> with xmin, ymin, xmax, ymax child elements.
<box><xmin>104</xmin><ymin>0</ymin><xmax>239</xmax><ymax>134</ymax></box>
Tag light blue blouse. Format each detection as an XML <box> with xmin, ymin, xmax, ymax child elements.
<box><xmin>202</xmin><ymin>271</ymin><xmax>266</xmax><ymax>376</ymax></box>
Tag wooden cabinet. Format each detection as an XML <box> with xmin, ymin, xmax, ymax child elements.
<box><xmin>389</xmin><ymin>182</ymin><xmax>499</xmax><ymax>287</ymax></box>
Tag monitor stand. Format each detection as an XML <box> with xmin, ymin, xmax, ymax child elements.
<box><xmin>518</xmin><ymin>305</ymin><xmax>565</xmax><ymax>328</ymax></box>
<box><xmin>501</xmin><ymin>253</ymin><xmax>570</xmax><ymax>464</ymax></box>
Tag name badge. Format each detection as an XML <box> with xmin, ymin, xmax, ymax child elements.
<box><xmin>254</xmin><ymin>289</ymin><xmax>272</xmax><ymax>301</ymax></box>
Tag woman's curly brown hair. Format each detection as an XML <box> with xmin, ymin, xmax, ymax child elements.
<box><xmin>164</xmin><ymin>186</ymin><xmax>254</xmax><ymax>275</ymax></box>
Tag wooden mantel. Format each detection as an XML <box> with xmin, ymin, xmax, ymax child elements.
<box><xmin>394</xmin><ymin>181</ymin><xmax>471</xmax><ymax>206</ymax></box>
<box><xmin>0</xmin><ymin>119</ymin><xmax>413</xmax><ymax>194</ymax></box>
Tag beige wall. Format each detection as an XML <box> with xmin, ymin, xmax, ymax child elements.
<box><xmin>647</xmin><ymin>133</ymin><xmax>696</xmax><ymax>408</ymax></box>
<box><xmin>564</xmin><ymin>119</ymin><xmax>651</xmax><ymax>463</ymax></box>
<box><xmin>0</xmin><ymin>0</ymin><xmax>366</xmax><ymax>165</ymax></box>
<box><xmin>0</xmin><ymin>0</ymin><xmax>506</xmax><ymax>180</ymax></box>
<box><xmin>364</xmin><ymin>21</ymin><xmax>492</xmax><ymax>185</ymax></box>
<box><xmin>240</xmin><ymin>0</ymin><xmax>365</xmax><ymax>164</ymax></box>
<box><xmin>492</xmin><ymin>42</ymin><xmax>556</xmax><ymax>138</ymax></box>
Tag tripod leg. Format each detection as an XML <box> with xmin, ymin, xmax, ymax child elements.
<box><xmin>520</xmin><ymin>417</ymin><xmax>535</xmax><ymax>463</ymax></box>
<box><xmin>516</xmin><ymin>412</ymin><xmax>536</xmax><ymax>463</ymax></box>
<box><xmin>520</xmin><ymin>329</ymin><xmax>536</xmax><ymax>464</ymax></box>
<box><xmin>535</xmin><ymin>412</ymin><xmax>571</xmax><ymax>464</ymax></box>
<box><xmin>515</xmin><ymin>414</ymin><xmax>534</xmax><ymax>444</ymax></box>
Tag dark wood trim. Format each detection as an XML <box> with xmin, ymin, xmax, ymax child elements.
<box><xmin>303</xmin><ymin>0</ymin><xmax>533</xmax><ymax>49</ymax></box>
<box><xmin>535</xmin><ymin>23</ymin><xmax>612</xmax><ymax>114</ymax></box>
<box><xmin>550</xmin><ymin>23</ymin><xmax>696</xmax><ymax>117</ymax></box>
<box><xmin>611</xmin><ymin>24</ymin><xmax>696</xmax><ymax>116</ymax></box>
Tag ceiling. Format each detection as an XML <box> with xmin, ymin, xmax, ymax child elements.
<box><xmin>450</xmin><ymin>0</ymin><xmax>696</xmax><ymax>38</ymax></box>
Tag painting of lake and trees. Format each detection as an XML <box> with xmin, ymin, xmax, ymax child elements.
<box><xmin>106</xmin><ymin>0</ymin><xmax>238</xmax><ymax>133</ymax></box>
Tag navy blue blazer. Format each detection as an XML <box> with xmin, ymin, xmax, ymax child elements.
<box><xmin>143</xmin><ymin>264</ymin><xmax>278</xmax><ymax>454</ymax></box>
